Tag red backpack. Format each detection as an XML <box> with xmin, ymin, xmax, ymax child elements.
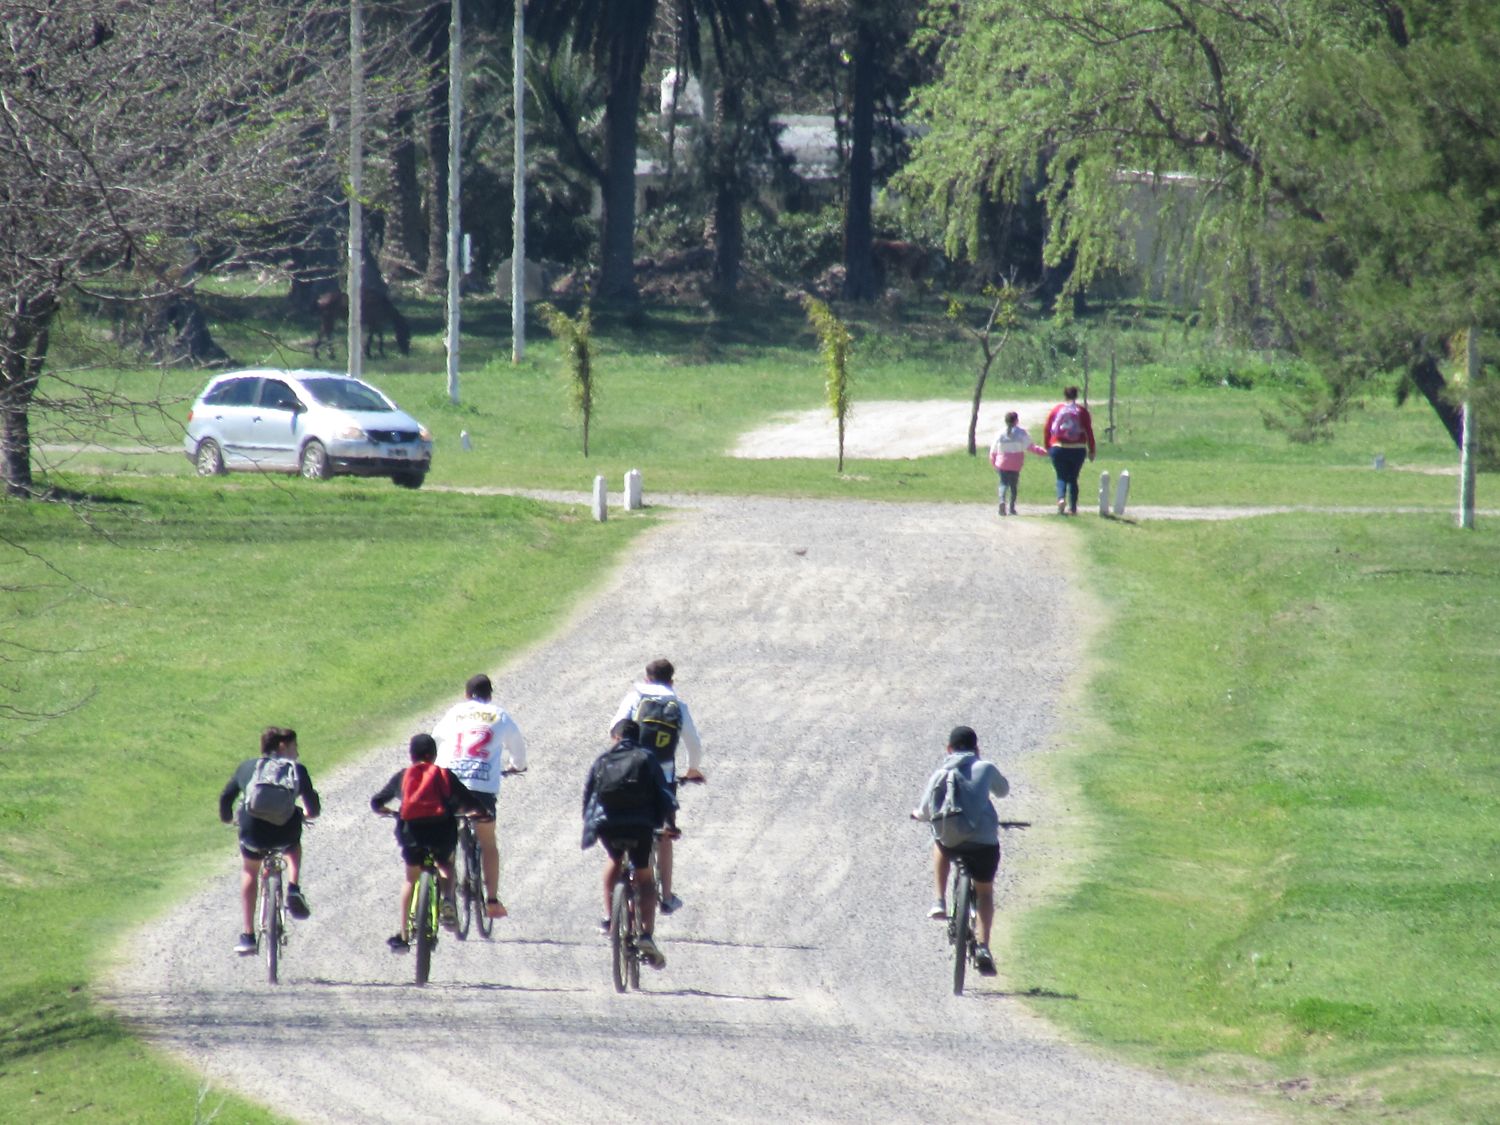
<box><xmin>400</xmin><ymin>761</ymin><xmax>452</xmax><ymax>820</ymax></box>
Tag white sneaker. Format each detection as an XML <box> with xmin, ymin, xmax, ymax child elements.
<box><xmin>928</xmin><ymin>899</ymin><xmax>947</xmax><ymax>920</ymax></box>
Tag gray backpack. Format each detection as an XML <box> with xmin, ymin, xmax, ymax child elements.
<box><xmin>244</xmin><ymin>757</ymin><xmax>300</xmax><ymax>825</ymax></box>
<box><xmin>928</xmin><ymin>762</ymin><xmax>978</xmax><ymax>847</ymax></box>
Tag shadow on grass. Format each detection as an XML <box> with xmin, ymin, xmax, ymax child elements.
<box><xmin>0</xmin><ymin>983</ymin><xmax>128</xmax><ymax>1064</ymax></box>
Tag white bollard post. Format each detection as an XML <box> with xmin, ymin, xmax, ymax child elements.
<box><xmin>460</xmin><ymin>430</ymin><xmax>472</xmax><ymax>452</ymax></box>
<box><xmin>592</xmin><ymin>475</ymin><xmax>607</xmax><ymax>522</ymax></box>
<box><xmin>1113</xmin><ymin>469</ymin><xmax>1130</xmax><ymax>516</ymax></box>
<box><xmin>624</xmin><ymin>468</ymin><xmax>643</xmax><ymax>511</ymax></box>
<box><xmin>1098</xmin><ymin>471</ymin><xmax>1111</xmax><ymax>517</ymax></box>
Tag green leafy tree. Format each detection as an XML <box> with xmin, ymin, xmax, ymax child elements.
<box><xmin>804</xmin><ymin>296</ymin><xmax>853</xmax><ymax>470</ymax></box>
<box><xmin>527</xmin><ymin>0</ymin><xmax>792</xmax><ymax>303</ymax></box>
<box><xmin>537</xmin><ymin>301</ymin><xmax>596</xmax><ymax>455</ymax></box>
<box><xmin>899</xmin><ymin>0</ymin><xmax>1499</xmax><ymax>449</ymax></box>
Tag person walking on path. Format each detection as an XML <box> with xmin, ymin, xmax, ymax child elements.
<box><xmin>1043</xmin><ymin>386</ymin><xmax>1097</xmax><ymax>515</ymax></box>
<box><xmin>988</xmin><ymin>410</ymin><xmax>1048</xmax><ymax>515</ymax></box>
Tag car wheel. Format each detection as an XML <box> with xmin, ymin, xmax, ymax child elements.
<box><xmin>297</xmin><ymin>441</ymin><xmax>330</xmax><ymax>480</ymax></box>
<box><xmin>392</xmin><ymin>471</ymin><xmax>426</xmax><ymax>489</ymax></box>
<box><xmin>299</xmin><ymin>440</ymin><xmax>330</xmax><ymax>481</ymax></box>
<box><xmin>194</xmin><ymin>439</ymin><xmax>226</xmax><ymax>476</ymax></box>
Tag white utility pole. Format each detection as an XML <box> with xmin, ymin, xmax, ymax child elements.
<box><xmin>347</xmin><ymin>0</ymin><xmax>364</xmax><ymax>379</ymax></box>
<box><xmin>1459</xmin><ymin>325</ymin><xmax>1478</xmax><ymax>529</ymax></box>
<box><xmin>445</xmin><ymin>0</ymin><xmax>463</xmax><ymax>404</ymax></box>
<box><xmin>511</xmin><ymin>0</ymin><xmax>526</xmax><ymax>362</ymax></box>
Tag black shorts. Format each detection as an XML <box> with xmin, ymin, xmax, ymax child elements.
<box><xmin>464</xmin><ymin>791</ymin><xmax>497</xmax><ymax>822</ymax></box>
<box><xmin>601</xmin><ymin>828</ymin><xmax>654</xmax><ymax>868</ymax></box>
<box><xmin>238</xmin><ymin>809</ymin><xmax>302</xmax><ymax>859</ymax></box>
<box><xmin>396</xmin><ymin>816</ymin><xmax>458</xmax><ymax>866</ymax></box>
<box><xmin>938</xmin><ymin>841</ymin><xmax>1001</xmax><ymax>883</ymax></box>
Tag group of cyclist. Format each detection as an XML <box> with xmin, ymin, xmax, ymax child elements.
<box><xmin>219</xmin><ymin>660</ymin><xmax>705</xmax><ymax>971</ymax></box>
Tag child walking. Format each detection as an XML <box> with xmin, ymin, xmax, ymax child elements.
<box><xmin>987</xmin><ymin>411</ymin><xmax>1047</xmax><ymax>515</ymax></box>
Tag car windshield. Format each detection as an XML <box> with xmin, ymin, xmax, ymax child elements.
<box><xmin>300</xmin><ymin>377</ymin><xmax>394</xmax><ymax>413</ymax></box>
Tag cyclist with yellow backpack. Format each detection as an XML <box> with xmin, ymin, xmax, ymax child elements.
<box><xmin>609</xmin><ymin>658</ymin><xmax>705</xmax><ymax>914</ymax></box>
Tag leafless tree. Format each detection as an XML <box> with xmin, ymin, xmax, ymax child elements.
<box><xmin>0</xmin><ymin>0</ymin><xmax>410</xmax><ymax>499</ymax></box>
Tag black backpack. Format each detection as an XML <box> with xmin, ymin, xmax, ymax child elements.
<box><xmin>634</xmin><ymin>694</ymin><xmax>682</xmax><ymax>757</ymax></box>
<box><xmin>594</xmin><ymin>746</ymin><xmax>655</xmax><ymax>811</ymax></box>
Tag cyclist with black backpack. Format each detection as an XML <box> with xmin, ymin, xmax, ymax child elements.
<box><xmin>609</xmin><ymin>658</ymin><xmax>705</xmax><ymax>914</ymax></box>
<box><xmin>218</xmin><ymin>726</ymin><xmax>321</xmax><ymax>955</ymax></box>
<box><xmin>371</xmin><ymin>733</ymin><xmax>483</xmax><ymax>953</ymax></box>
<box><xmin>582</xmin><ymin>719</ymin><xmax>676</xmax><ymax>968</ymax></box>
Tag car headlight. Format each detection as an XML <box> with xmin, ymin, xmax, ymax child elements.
<box><xmin>418</xmin><ymin>425</ymin><xmax>432</xmax><ymax>442</ymax></box>
<box><xmin>335</xmin><ymin>425</ymin><xmax>367</xmax><ymax>441</ymax></box>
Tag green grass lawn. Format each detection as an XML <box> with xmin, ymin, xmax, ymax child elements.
<box><xmin>1</xmin><ymin>478</ymin><xmax>647</xmax><ymax>1121</ymax></box>
<box><xmin>1017</xmin><ymin>514</ymin><xmax>1500</xmax><ymax>1121</ymax></box>
<box><xmin>6</xmin><ymin>288</ymin><xmax>1498</xmax><ymax>1121</ymax></box>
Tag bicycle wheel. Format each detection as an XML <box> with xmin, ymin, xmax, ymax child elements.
<box><xmin>414</xmin><ymin>870</ymin><xmax>436</xmax><ymax>986</ymax></box>
<box><xmin>262</xmin><ymin>869</ymin><xmax>281</xmax><ymax>985</ymax></box>
<box><xmin>952</xmin><ymin>873</ymin><xmax>972</xmax><ymax>996</ymax></box>
<box><xmin>609</xmin><ymin>879</ymin><xmax>629</xmax><ymax>993</ymax></box>
<box><xmin>473</xmin><ymin>834</ymin><xmax>494</xmax><ymax>939</ymax></box>
<box><xmin>455</xmin><ymin>833</ymin><xmax>474</xmax><ymax>941</ymax></box>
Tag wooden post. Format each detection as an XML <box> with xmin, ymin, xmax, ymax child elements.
<box><xmin>1107</xmin><ymin>348</ymin><xmax>1117</xmax><ymax>444</ymax></box>
<box><xmin>1460</xmin><ymin>326</ymin><xmax>1478</xmax><ymax>529</ymax></box>
<box><xmin>592</xmin><ymin>475</ymin><xmax>607</xmax><ymax>522</ymax></box>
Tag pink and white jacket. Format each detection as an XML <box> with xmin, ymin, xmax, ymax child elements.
<box><xmin>988</xmin><ymin>424</ymin><xmax>1047</xmax><ymax>472</ymax></box>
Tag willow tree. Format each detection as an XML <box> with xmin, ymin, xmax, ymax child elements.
<box><xmin>899</xmin><ymin>0</ymin><xmax>1499</xmax><ymax>452</ymax></box>
<box><xmin>804</xmin><ymin>297</ymin><xmax>853</xmax><ymax>471</ymax></box>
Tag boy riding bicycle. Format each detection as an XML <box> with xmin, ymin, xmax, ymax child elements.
<box><xmin>913</xmin><ymin>726</ymin><xmax>1011</xmax><ymax>976</ymax></box>
<box><xmin>582</xmin><ymin>719</ymin><xmax>676</xmax><ymax>969</ymax></box>
<box><xmin>219</xmin><ymin>726</ymin><xmax>320</xmax><ymax>955</ymax></box>
<box><xmin>371</xmin><ymin>733</ymin><xmax>482</xmax><ymax>952</ymax></box>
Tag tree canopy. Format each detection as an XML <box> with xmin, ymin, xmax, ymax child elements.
<box><xmin>899</xmin><ymin>0</ymin><xmax>1500</xmax><ymax>445</ymax></box>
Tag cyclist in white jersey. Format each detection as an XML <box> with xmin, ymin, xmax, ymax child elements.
<box><xmin>433</xmin><ymin>674</ymin><xmax>527</xmax><ymax>918</ymax></box>
<box><xmin>609</xmin><ymin>658</ymin><xmax>705</xmax><ymax>914</ymax></box>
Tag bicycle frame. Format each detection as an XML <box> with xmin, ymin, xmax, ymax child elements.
<box><xmin>407</xmin><ymin>852</ymin><xmax>442</xmax><ymax>986</ymax></box>
<box><xmin>608</xmin><ymin>846</ymin><xmax>646</xmax><ymax>992</ymax></box>
<box><xmin>256</xmin><ymin>850</ymin><xmax>289</xmax><ymax>985</ymax></box>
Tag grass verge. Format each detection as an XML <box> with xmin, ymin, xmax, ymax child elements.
<box><xmin>0</xmin><ymin>477</ymin><xmax>646</xmax><ymax>1120</ymax></box>
<box><xmin>1015</xmin><ymin>514</ymin><xmax>1500</xmax><ymax>1121</ymax></box>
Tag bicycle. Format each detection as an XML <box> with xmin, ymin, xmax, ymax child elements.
<box><xmin>606</xmin><ymin>840</ymin><xmax>647</xmax><ymax>993</ymax></box>
<box><xmin>407</xmin><ymin>849</ymin><xmax>443</xmax><ymax>986</ymax></box>
<box><xmin>375</xmin><ymin>807</ymin><xmax>449</xmax><ymax>985</ymax></box>
<box><xmin>454</xmin><ymin>767</ymin><xmax>524</xmax><ymax>941</ymax></box>
<box><xmin>947</xmin><ymin>821</ymin><xmax>1029</xmax><ymax>996</ymax></box>
<box><xmin>254</xmin><ymin>846</ymin><xmax>292</xmax><ymax>985</ymax></box>
<box><xmin>650</xmin><ymin>773</ymin><xmax>703</xmax><ymax>914</ymax></box>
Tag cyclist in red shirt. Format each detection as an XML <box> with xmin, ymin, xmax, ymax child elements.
<box><xmin>371</xmin><ymin>733</ymin><xmax>481</xmax><ymax>953</ymax></box>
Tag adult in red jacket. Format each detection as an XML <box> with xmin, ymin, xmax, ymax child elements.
<box><xmin>1043</xmin><ymin>385</ymin><xmax>1096</xmax><ymax>515</ymax></box>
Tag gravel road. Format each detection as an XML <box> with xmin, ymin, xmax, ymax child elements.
<box><xmin>104</xmin><ymin>495</ymin><xmax>1278</xmax><ymax>1123</ymax></box>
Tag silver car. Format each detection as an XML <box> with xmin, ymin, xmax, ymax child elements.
<box><xmin>183</xmin><ymin>369</ymin><xmax>433</xmax><ymax>488</ymax></box>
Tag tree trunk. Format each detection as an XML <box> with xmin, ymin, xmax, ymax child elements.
<box><xmin>387</xmin><ymin>100</ymin><xmax>428</xmax><ymax>280</ymax></box>
<box><xmin>709</xmin><ymin>85</ymin><xmax>745</xmax><ymax>306</ymax></box>
<box><xmin>1</xmin><ymin>296</ymin><xmax>53</xmax><ymax>498</ymax></box>
<box><xmin>1409</xmin><ymin>353</ymin><xmax>1464</xmax><ymax>449</ymax></box>
<box><xmin>139</xmin><ymin>291</ymin><xmax>232</xmax><ymax>367</ymax></box>
<box><xmin>422</xmin><ymin>3</ymin><xmax>452</xmax><ymax>294</ymax></box>
<box><xmin>841</xmin><ymin>5</ymin><xmax>877</xmax><ymax>302</ymax></box>
<box><xmin>597</xmin><ymin>17</ymin><xmax>652</xmax><ymax>303</ymax></box>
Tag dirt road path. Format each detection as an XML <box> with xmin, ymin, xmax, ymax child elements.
<box><xmin>105</xmin><ymin>496</ymin><xmax>1276</xmax><ymax>1123</ymax></box>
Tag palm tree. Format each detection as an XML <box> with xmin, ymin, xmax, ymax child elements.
<box><xmin>527</xmin><ymin>0</ymin><xmax>791</xmax><ymax>302</ymax></box>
